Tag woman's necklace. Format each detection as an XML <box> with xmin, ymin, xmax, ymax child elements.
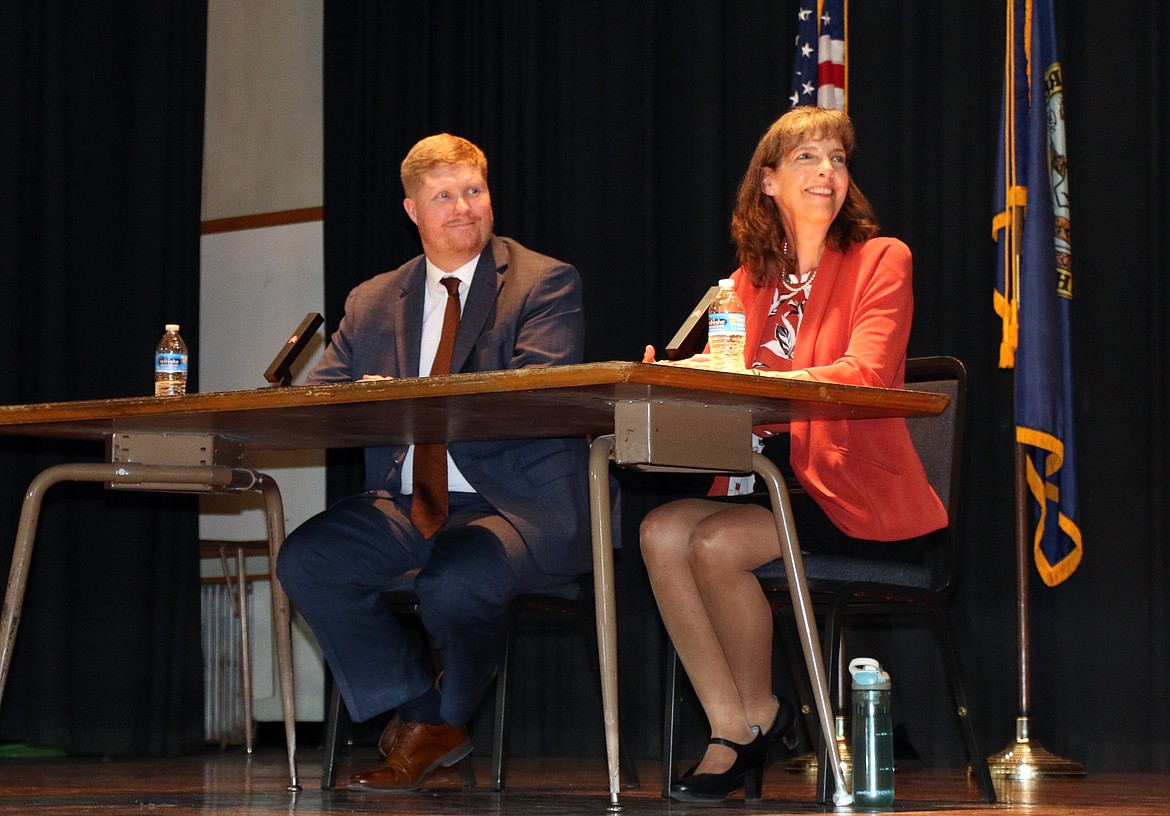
<box><xmin>781</xmin><ymin>240</ymin><xmax>818</xmax><ymax>293</ymax></box>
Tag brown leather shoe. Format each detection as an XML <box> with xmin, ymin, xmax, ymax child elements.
<box><xmin>376</xmin><ymin>715</ymin><xmax>402</xmax><ymax>757</ymax></box>
<box><xmin>347</xmin><ymin>716</ymin><xmax>472</xmax><ymax>792</ymax></box>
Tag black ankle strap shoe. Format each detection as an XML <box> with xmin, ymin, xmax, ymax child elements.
<box><xmin>669</xmin><ymin>732</ymin><xmax>767</xmax><ymax>802</ymax></box>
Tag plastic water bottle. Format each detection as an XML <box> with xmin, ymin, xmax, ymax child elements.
<box><xmin>850</xmin><ymin>657</ymin><xmax>894</xmax><ymax>809</ymax></box>
<box><xmin>154</xmin><ymin>324</ymin><xmax>188</xmax><ymax>397</ymax></box>
<box><xmin>708</xmin><ymin>278</ymin><xmax>746</xmax><ymax>371</ymax></box>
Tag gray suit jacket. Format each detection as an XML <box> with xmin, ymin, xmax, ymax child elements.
<box><xmin>309</xmin><ymin>236</ymin><xmax>592</xmax><ymax>576</ymax></box>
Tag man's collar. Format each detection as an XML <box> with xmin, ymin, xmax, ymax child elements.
<box><xmin>424</xmin><ymin>253</ymin><xmax>480</xmax><ymax>289</ymax></box>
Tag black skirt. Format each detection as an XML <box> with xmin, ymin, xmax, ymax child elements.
<box><xmin>721</xmin><ymin>433</ymin><xmax>942</xmax><ymax>564</ymax></box>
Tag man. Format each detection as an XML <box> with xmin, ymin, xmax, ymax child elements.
<box><xmin>276</xmin><ymin>134</ymin><xmax>591</xmax><ymax>792</ymax></box>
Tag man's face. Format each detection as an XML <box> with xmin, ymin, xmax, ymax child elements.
<box><xmin>403</xmin><ymin>163</ymin><xmax>493</xmax><ymax>271</ymax></box>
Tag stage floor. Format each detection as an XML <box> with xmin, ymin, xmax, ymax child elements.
<box><xmin>0</xmin><ymin>746</ymin><xmax>1165</xmax><ymax>815</ymax></box>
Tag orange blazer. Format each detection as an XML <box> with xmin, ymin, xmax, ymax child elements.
<box><xmin>732</xmin><ymin>237</ymin><xmax>947</xmax><ymax>542</ymax></box>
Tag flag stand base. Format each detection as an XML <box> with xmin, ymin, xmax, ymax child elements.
<box><xmin>987</xmin><ymin>716</ymin><xmax>1085</xmax><ymax>779</ymax></box>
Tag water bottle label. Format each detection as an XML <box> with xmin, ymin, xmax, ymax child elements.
<box><xmin>156</xmin><ymin>352</ymin><xmax>188</xmax><ymax>373</ymax></box>
<box><xmin>708</xmin><ymin>313</ymin><xmax>746</xmax><ymax>335</ymax></box>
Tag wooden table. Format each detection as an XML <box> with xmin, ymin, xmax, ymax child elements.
<box><xmin>0</xmin><ymin>362</ymin><xmax>947</xmax><ymax>804</ymax></box>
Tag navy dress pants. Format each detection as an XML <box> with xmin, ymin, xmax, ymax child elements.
<box><xmin>276</xmin><ymin>491</ymin><xmax>570</xmax><ymax>727</ymax></box>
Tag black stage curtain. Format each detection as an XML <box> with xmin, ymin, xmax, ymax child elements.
<box><xmin>324</xmin><ymin>1</ymin><xmax>1170</xmax><ymax>770</ymax></box>
<box><xmin>0</xmin><ymin>2</ymin><xmax>207</xmax><ymax>755</ymax></box>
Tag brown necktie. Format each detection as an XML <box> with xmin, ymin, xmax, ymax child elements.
<box><xmin>411</xmin><ymin>276</ymin><xmax>462</xmax><ymax>538</ymax></box>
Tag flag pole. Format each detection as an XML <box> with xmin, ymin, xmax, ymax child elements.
<box><xmin>984</xmin><ymin>439</ymin><xmax>1085</xmax><ymax>779</ymax></box>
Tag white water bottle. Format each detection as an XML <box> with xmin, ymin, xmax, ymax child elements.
<box><xmin>850</xmin><ymin>657</ymin><xmax>895</xmax><ymax>809</ymax></box>
<box><xmin>708</xmin><ymin>278</ymin><xmax>746</xmax><ymax>371</ymax></box>
<box><xmin>154</xmin><ymin>324</ymin><xmax>188</xmax><ymax>397</ymax></box>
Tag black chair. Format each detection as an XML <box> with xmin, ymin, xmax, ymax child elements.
<box><xmin>321</xmin><ymin>572</ymin><xmax>641</xmax><ymax>791</ymax></box>
<box><xmin>662</xmin><ymin>356</ymin><xmax>996</xmax><ymax>804</ymax></box>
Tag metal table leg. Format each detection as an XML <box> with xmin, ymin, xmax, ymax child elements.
<box><xmin>255</xmin><ymin>473</ymin><xmax>299</xmax><ymax>791</ymax></box>
<box><xmin>0</xmin><ymin>462</ymin><xmax>299</xmax><ymax>791</ymax></box>
<box><xmin>217</xmin><ymin>545</ymin><xmax>255</xmax><ymax>753</ymax></box>
<box><xmin>588</xmin><ymin>435</ymin><xmax>622</xmax><ymax>811</ymax></box>
<box><xmin>754</xmin><ymin>453</ymin><xmax>852</xmax><ymax>807</ymax></box>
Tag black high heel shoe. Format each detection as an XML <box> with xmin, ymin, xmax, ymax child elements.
<box><xmin>669</xmin><ymin>732</ymin><xmax>767</xmax><ymax>802</ymax></box>
<box><xmin>760</xmin><ymin>696</ymin><xmax>799</xmax><ymax>752</ymax></box>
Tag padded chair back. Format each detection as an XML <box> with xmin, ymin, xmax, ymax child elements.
<box><xmin>902</xmin><ymin>355</ymin><xmax>967</xmax><ymax>595</ymax></box>
<box><xmin>779</xmin><ymin>356</ymin><xmax>967</xmax><ymax>594</ymax></box>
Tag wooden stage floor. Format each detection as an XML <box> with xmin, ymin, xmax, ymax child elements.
<box><xmin>0</xmin><ymin>746</ymin><xmax>1165</xmax><ymax>815</ymax></box>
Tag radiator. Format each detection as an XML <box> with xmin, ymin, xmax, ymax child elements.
<box><xmin>201</xmin><ymin>582</ymin><xmax>250</xmax><ymax>747</ymax></box>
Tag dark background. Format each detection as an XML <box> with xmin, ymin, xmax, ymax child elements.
<box><xmin>2</xmin><ymin>0</ymin><xmax>1168</xmax><ymax>772</ymax></box>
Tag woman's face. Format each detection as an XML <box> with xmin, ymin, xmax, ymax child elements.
<box><xmin>761</xmin><ymin>135</ymin><xmax>848</xmax><ymax>233</ymax></box>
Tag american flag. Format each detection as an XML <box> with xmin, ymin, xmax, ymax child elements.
<box><xmin>789</xmin><ymin>0</ymin><xmax>847</xmax><ymax>111</ymax></box>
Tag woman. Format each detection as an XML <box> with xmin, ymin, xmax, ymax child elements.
<box><xmin>640</xmin><ymin>106</ymin><xmax>946</xmax><ymax>802</ymax></box>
